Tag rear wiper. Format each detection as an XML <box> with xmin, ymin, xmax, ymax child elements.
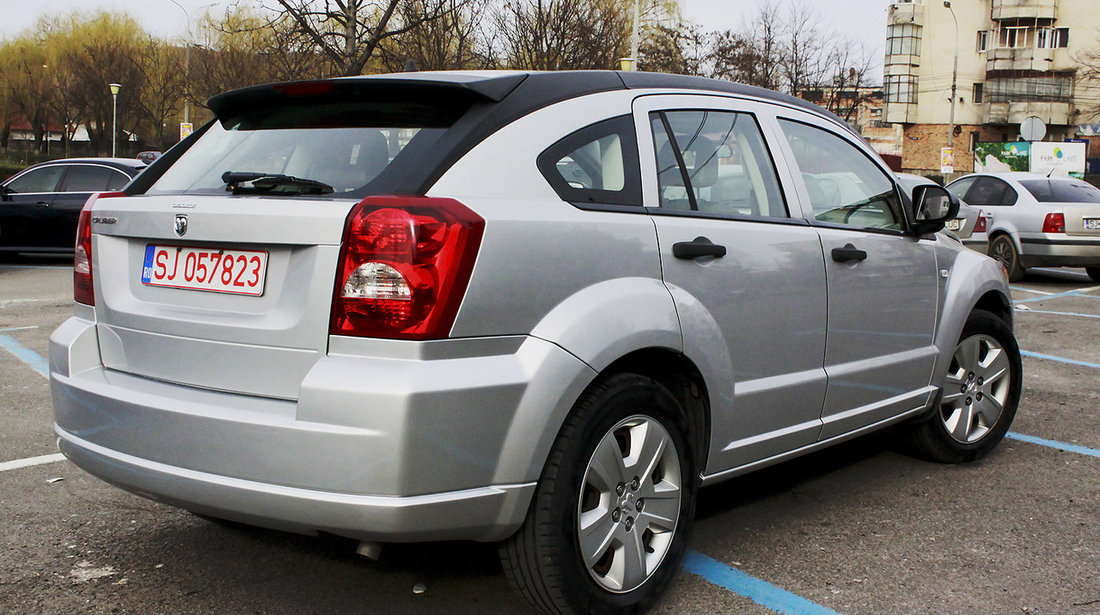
<box><xmin>221</xmin><ymin>171</ymin><xmax>334</xmax><ymax>195</ymax></box>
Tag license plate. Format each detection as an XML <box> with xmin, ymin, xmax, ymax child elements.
<box><xmin>1085</xmin><ymin>218</ymin><xmax>1100</xmax><ymax>230</ymax></box>
<box><xmin>945</xmin><ymin>218</ymin><xmax>962</xmax><ymax>231</ymax></box>
<box><xmin>141</xmin><ymin>245</ymin><xmax>268</xmax><ymax>296</ymax></box>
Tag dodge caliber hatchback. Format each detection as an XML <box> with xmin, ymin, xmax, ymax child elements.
<box><xmin>51</xmin><ymin>71</ymin><xmax>1021</xmax><ymax>615</ymax></box>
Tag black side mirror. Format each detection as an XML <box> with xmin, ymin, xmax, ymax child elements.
<box><xmin>910</xmin><ymin>184</ymin><xmax>959</xmax><ymax>235</ymax></box>
<box><xmin>0</xmin><ymin>184</ymin><xmax>10</xmax><ymax>201</ymax></box>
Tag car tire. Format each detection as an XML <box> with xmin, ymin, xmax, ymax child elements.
<box><xmin>1086</xmin><ymin>267</ymin><xmax>1100</xmax><ymax>283</ymax></box>
<box><xmin>500</xmin><ymin>374</ymin><xmax>696</xmax><ymax>615</ymax></box>
<box><xmin>898</xmin><ymin>309</ymin><xmax>1022</xmax><ymax>463</ymax></box>
<box><xmin>988</xmin><ymin>235</ymin><xmax>1024</xmax><ymax>282</ymax></box>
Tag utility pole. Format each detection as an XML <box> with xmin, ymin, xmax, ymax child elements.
<box><xmin>944</xmin><ymin>1</ymin><xmax>959</xmax><ymax>150</ymax></box>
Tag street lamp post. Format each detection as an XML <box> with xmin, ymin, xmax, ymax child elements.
<box><xmin>944</xmin><ymin>1</ymin><xmax>959</xmax><ymax>150</ymax></box>
<box><xmin>109</xmin><ymin>83</ymin><xmax>121</xmax><ymax>157</ymax></box>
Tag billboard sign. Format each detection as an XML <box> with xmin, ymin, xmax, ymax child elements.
<box><xmin>1029</xmin><ymin>142</ymin><xmax>1086</xmax><ymax>178</ymax></box>
<box><xmin>974</xmin><ymin>142</ymin><xmax>1030</xmax><ymax>173</ymax></box>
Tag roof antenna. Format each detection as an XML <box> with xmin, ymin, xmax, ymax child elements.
<box><xmin>404</xmin><ymin>59</ymin><xmax>419</xmax><ymax>72</ymax></box>
<box><xmin>1047</xmin><ymin>168</ymin><xmax>1054</xmax><ymax>177</ymax></box>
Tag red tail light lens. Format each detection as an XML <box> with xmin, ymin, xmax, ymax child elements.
<box><xmin>331</xmin><ymin>196</ymin><xmax>484</xmax><ymax>340</ymax></box>
<box><xmin>973</xmin><ymin>210</ymin><xmax>987</xmax><ymax>233</ymax></box>
<box><xmin>1042</xmin><ymin>212</ymin><xmax>1066</xmax><ymax>234</ymax></box>
<box><xmin>74</xmin><ymin>191</ymin><xmax>126</xmax><ymax>306</ymax></box>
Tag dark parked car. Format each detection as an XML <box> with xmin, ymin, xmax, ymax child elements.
<box><xmin>0</xmin><ymin>157</ymin><xmax>145</xmax><ymax>254</ymax></box>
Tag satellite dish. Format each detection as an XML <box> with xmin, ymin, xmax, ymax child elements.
<box><xmin>1020</xmin><ymin>116</ymin><xmax>1046</xmax><ymax>142</ymax></box>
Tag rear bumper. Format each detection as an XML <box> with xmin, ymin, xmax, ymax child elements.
<box><xmin>50</xmin><ymin>315</ymin><xmax>594</xmax><ymax>542</ymax></box>
<box><xmin>1020</xmin><ymin>236</ymin><xmax>1100</xmax><ymax>267</ymax></box>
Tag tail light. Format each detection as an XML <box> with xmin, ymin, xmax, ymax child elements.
<box><xmin>1042</xmin><ymin>212</ymin><xmax>1066</xmax><ymax>234</ymax></box>
<box><xmin>74</xmin><ymin>191</ymin><xmax>126</xmax><ymax>306</ymax></box>
<box><xmin>331</xmin><ymin>196</ymin><xmax>484</xmax><ymax>340</ymax></box>
<box><xmin>973</xmin><ymin>210</ymin><xmax>987</xmax><ymax>233</ymax></box>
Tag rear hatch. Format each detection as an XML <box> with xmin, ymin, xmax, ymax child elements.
<box><xmin>89</xmin><ymin>75</ymin><xmax>524</xmax><ymax>400</ymax></box>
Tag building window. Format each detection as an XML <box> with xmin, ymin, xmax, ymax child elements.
<box><xmin>1036</xmin><ymin>27</ymin><xmax>1069</xmax><ymax>49</ymax></box>
<box><xmin>969</xmin><ymin>131</ymin><xmax>980</xmax><ymax>153</ymax></box>
<box><xmin>885</xmin><ymin>74</ymin><xmax>918</xmax><ymax>104</ymax></box>
<box><xmin>987</xmin><ymin>74</ymin><xmax>1073</xmax><ymax>103</ymax></box>
<box><xmin>973</xmin><ymin>83</ymin><xmax>984</xmax><ymax>104</ymax></box>
<box><xmin>999</xmin><ymin>26</ymin><xmax>1029</xmax><ymax>48</ymax></box>
<box><xmin>886</xmin><ymin>23</ymin><xmax>922</xmax><ymax>56</ymax></box>
<box><xmin>976</xmin><ymin>30</ymin><xmax>988</xmax><ymax>53</ymax></box>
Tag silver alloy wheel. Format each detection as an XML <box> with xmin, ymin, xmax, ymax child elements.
<box><xmin>577</xmin><ymin>414</ymin><xmax>682</xmax><ymax>593</ymax></box>
<box><xmin>940</xmin><ymin>333</ymin><xmax>1012</xmax><ymax>443</ymax></box>
<box><xmin>989</xmin><ymin>236</ymin><xmax>1014</xmax><ymax>270</ymax></box>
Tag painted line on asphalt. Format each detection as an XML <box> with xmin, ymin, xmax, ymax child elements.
<box><xmin>1031</xmin><ymin>268</ymin><xmax>1091</xmax><ymax>278</ymax></box>
<box><xmin>0</xmin><ymin>335</ymin><xmax>49</xmax><ymax>378</ymax></box>
<box><xmin>1015</xmin><ymin>308</ymin><xmax>1100</xmax><ymax>319</ymax></box>
<box><xmin>0</xmin><ymin>325</ymin><xmax>40</xmax><ymax>332</ymax></box>
<box><xmin>1006</xmin><ymin>433</ymin><xmax>1100</xmax><ymax>459</ymax></box>
<box><xmin>0</xmin><ymin>264</ymin><xmax>70</xmax><ymax>270</ymax></box>
<box><xmin>1010</xmin><ymin>286</ymin><xmax>1054</xmax><ymax>296</ymax></box>
<box><xmin>1020</xmin><ymin>350</ymin><xmax>1100</xmax><ymax>370</ymax></box>
<box><xmin>682</xmin><ymin>550</ymin><xmax>842</xmax><ymax>615</ymax></box>
<box><xmin>1013</xmin><ymin>288</ymin><xmax>1100</xmax><ymax>304</ymax></box>
<box><xmin>0</xmin><ymin>453</ymin><xmax>66</xmax><ymax>473</ymax></box>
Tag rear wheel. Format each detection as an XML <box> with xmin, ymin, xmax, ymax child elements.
<box><xmin>988</xmin><ymin>235</ymin><xmax>1025</xmax><ymax>282</ymax></box>
<box><xmin>899</xmin><ymin>309</ymin><xmax>1021</xmax><ymax>463</ymax></box>
<box><xmin>500</xmin><ymin>374</ymin><xmax>696</xmax><ymax>615</ymax></box>
<box><xmin>1087</xmin><ymin>267</ymin><xmax>1100</xmax><ymax>283</ymax></box>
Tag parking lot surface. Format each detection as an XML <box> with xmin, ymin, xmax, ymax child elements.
<box><xmin>2</xmin><ymin>258</ymin><xmax>1097</xmax><ymax>615</ymax></box>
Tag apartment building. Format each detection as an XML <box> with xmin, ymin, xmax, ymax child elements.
<box><xmin>883</xmin><ymin>0</ymin><xmax>1100</xmax><ymax>174</ymax></box>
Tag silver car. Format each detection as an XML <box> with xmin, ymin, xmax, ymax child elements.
<box><xmin>946</xmin><ymin>171</ymin><xmax>1100</xmax><ymax>282</ymax></box>
<box><xmin>51</xmin><ymin>71</ymin><xmax>1021</xmax><ymax>615</ymax></box>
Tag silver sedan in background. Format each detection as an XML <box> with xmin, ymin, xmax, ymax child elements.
<box><xmin>897</xmin><ymin>173</ymin><xmax>987</xmax><ymax>251</ymax></box>
<box><xmin>946</xmin><ymin>172</ymin><xmax>1100</xmax><ymax>281</ymax></box>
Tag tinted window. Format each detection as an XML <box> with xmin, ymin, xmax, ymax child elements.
<box><xmin>778</xmin><ymin>119</ymin><xmax>903</xmax><ymax>230</ymax></box>
<box><xmin>966</xmin><ymin>177</ymin><xmax>1016</xmax><ymax>206</ymax></box>
<box><xmin>537</xmin><ymin>115</ymin><xmax>641</xmax><ymax>206</ymax></box>
<box><xmin>650</xmin><ymin>110</ymin><xmax>786</xmax><ymax>218</ymax></box>
<box><xmin>61</xmin><ymin>166</ymin><xmax>130</xmax><ymax>192</ymax></box>
<box><xmin>148</xmin><ymin>102</ymin><xmax>461</xmax><ymax>196</ymax></box>
<box><xmin>6</xmin><ymin>166</ymin><xmax>65</xmax><ymax>193</ymax></box>
<box><xmin>1019</xmin><ymin>179</ymin><xmax>1100</xmax><ymax>203</ymax></box>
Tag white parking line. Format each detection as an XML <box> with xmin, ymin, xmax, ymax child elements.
<box><xmin>0</xmin><ymin>453</ymin><xmax>66</xmax><ymax>473</ymax></box>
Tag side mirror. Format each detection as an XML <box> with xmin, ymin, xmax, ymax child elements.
<box><xmin>910</xmin><ymin>184</ymin><xmax>959</xmax><ymax>235</ymax></box>
<box><xmin>0</xmin><ymin>184</ymin><xmax>10</xmax><ymax>201</ymax></box>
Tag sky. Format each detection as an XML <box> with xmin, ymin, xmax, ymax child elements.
<box><xmin>1</xmin><ymin>0</ymin><xmax>891</xmax><ymax>73</ymax></box>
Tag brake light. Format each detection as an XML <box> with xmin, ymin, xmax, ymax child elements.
<box><xmin>331</xmin><ymin>196</ymin><xmax>484</xmax><ymax>340</ymax></box>
<box><xmin>1042</xmin><ymin>212</ymin><xmax>1066</xmax><ymax>234</ymax></box>
<box><xmin>973</xmin><ymin>210</ymin><xmax>987</xmax><ymax>233</ymax></box>
<box><xmin>74</xmin><ymin>191</ymin><xmax>125</xmax><ymax>306</ymax></box>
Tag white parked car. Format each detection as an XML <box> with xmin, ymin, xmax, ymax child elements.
<box><xmin>946</xmin><ymin>172</ymin><xmax>1100</xmax><ymax>281</ymax></box>
<box><xmin>897</xmin><ymin>173</ymin><xmax>987</xmax><ymax>252</ymax></box>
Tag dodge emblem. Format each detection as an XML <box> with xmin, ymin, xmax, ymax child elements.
<box><xmin>174</xmin><ymin>214</ymin><xmax>188</xmax><ymax>237</ymax></box>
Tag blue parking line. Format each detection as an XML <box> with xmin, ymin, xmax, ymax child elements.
<box><xmin>1015</xmin><ymin>308</ymin><xmax>1100</xmax><ymax>319</ymax></box>
<box><xmin>682</xmin><ymin>550</ymin><xmax>842</xmax><ymax>615</ymax></box>
<box><xmin>1020</xmin><ymin>350</ymin><xmax>1100</xmax><ymax>370</ymax></box>
<box><xmin>1014</xmin><ymin>289</ymin><xmax>1100</xmax><ymax>304</ymax></box>
<box><xmin>0</xmin><ymin>264</ymin><xmax>69</xmax><ymax>270</ymax></box>
<box><xmin>0</xmin><ymin>335</ymin><xmax>49</xmax><ymax>378</ymax></box>
<box><xmin>1006</xmin><ymin>433</ymin><xmax>1100</xmax><ymax>458</ymax></box>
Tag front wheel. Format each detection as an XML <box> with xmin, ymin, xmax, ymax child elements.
<box><xmin>899</xmin><ymin>309</ymin><xmax>1022</xmax><ymax>463</ymax></box>
<box><xmin>500</xmin><ymin>374</ymin><xmax>696</xmax><ymax>615</ymax></box>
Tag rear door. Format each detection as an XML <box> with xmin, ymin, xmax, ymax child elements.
<box><xmin>0</xmin><ymin>164</ymin><xmax>65</xmax><ymax>249</ymax></box>
<box><xmin>634</xmin><ymin>95</ymin><xmax>829</xmax><ymax>472</ymax></box>
<box><xmin>48</xmin><ymin>164</ymin><xmax>136</xmax><ymax>248</ymax></box>
<box><xmin>772</xmin><ymin>114</ymin><xmax>939</xmax><ymax>439</ymax></box>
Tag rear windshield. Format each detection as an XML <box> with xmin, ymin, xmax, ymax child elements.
<box><xmin>1019</xmin><ymin>179</ymin><xmax>1100</xmax><ymax>204</ymax></box>
<box><xmin>147</xmin><ymin>101</ymin><xmax>463</xmax><ymax>196</ymax></box>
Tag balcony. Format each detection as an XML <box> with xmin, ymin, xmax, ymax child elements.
<box><xmin>991</xmin><ymin>0</ymin><xmax>1055</xmax><ymax>22</ymax></box>
<box><xmin>986</xmin><ymin>46</ymin><xmax>1054</xmax><ymax>72</ymax></box>
<box><xmin>888</xmin><ymin>2</ymin><xmax>923</xmax><ymax>26</ymax></box>
<box><xmin>984</xmin><ymin>101</ymin><xmax>1074</xmax><ymax>125</ymax></box>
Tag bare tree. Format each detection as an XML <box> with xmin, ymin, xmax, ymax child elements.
<box><xmin>260</xmin><ymin>0</ymin><xmax>469</xmax><ymax>76</ymax></box>
<box><xmin>379</xmin><ymin>0</ymin><xmax>495</xmax><ymax>71</ymax></box>
<box><xmin>493</xmin><ymin>0</ymin><xmax>632</xmax><ymax>70</ymax></box>
<box><xmin>1077</xmin><ymin>39</ymin><xmax>1100</xmax><ymax>121</ymax></box>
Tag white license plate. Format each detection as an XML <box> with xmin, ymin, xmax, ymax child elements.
<box><xmin>141</xmin><ymin>245</ymin><xmax>268</xmax><ymax>296</ymax></box>
<box><xmin>1085</xmin><ymin>218</ymin><xmax>1100</xmax><ymax>230</ymax></box>
<box><xmin>945</xmin><ymin>218</ymin><xmax>962</xmax><ymax>231</ymax></box>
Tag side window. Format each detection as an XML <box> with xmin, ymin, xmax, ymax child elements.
<box><xmin>649</xmin><ymin>110</ymin><xmax>787</xmax><ymax>218</ymax></box>
<box><xmin>537</xmin><ymin>115</ymin><xmax>641</xmax><ymax>207</ymax></box>
<box><xmin>947</xmin><ymin>177</ymin><xmax>977</xmax><ymax>202</ymax></box>
<box><xmin>5</xmin><ymin>166</ymin><xmax>65</xmax><ymax>193</ymax></box>
<box><xmin>61</xmin><ymin>166</ymin><xmax>126</xmax><ymax>192</ymax></box>
<box><xmin>967</xmin><ymin>177</ymin><xmax>1017</xmax><ymax>206</ymax></box>
<box><xmin>778</xmin><ymin>119</ymin><xmax>903</xmax><ymax>231</ymax></box>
